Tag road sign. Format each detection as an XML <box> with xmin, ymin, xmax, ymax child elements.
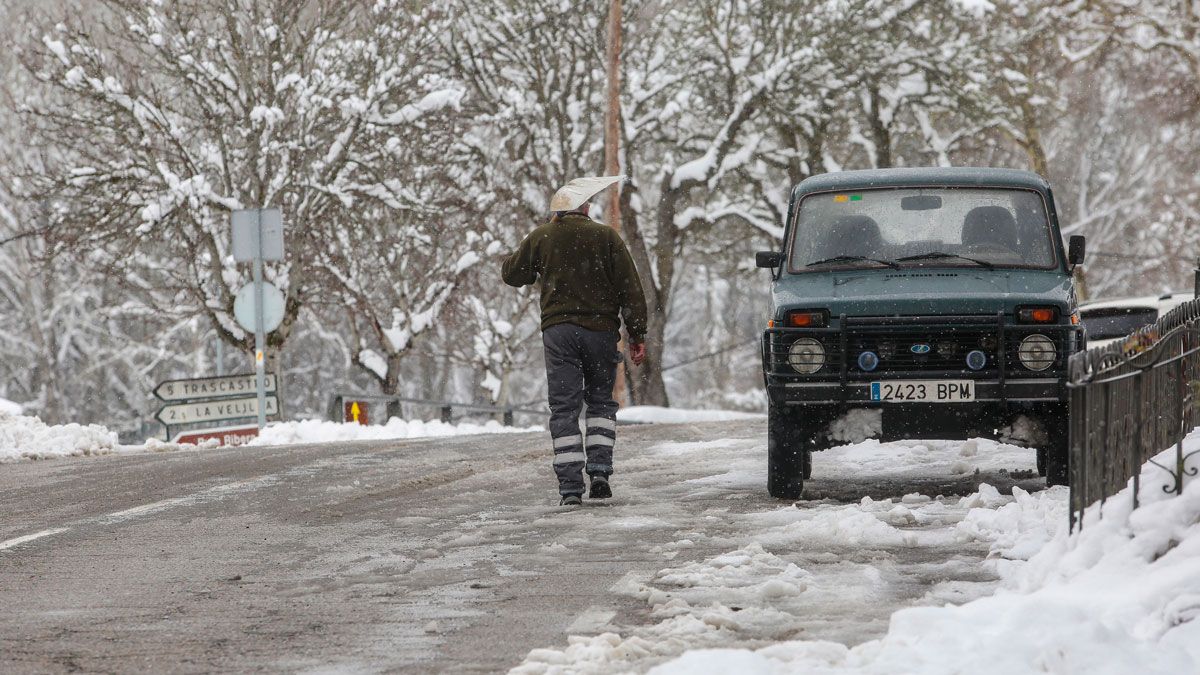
<box><xmin>231</xmin><ymin>207</ymin><xmax>286</xmax><ymax>430</ymax></box>
<box><xmin>154</xmin><ymin>373</ymin><xmax>277</xmax><ymax>402</ymax></box>
<box><xmin>172</xmin><ymin>424</ymin><xmax>260</xmax><ymax>447</ymax></box>
<box><xmin>232</xmin><ymin>208</ymin><xmax>284</xmax><ymax>262</ymax></box>
<box><xmin>234</xmin><ymin>282</ymin><xmax>285</xmax><ymax>334</ymax></box>
<box><xmin>345</xmin><ymin>401</ymin><xmax>368</xmax><ymax>425</ymax></box>
<box><xmin>156</xmin><ymin>395</ymin><xmax>278</xmax><ymax>426</ymax></box>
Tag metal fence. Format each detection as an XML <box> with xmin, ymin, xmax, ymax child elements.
<box><xmin>1067</xmin><ymin>298</ymin><xmax>1200</xmax><ymax>530</ymax></box>
<box><xmin>326</xmin><ymin>393</ymin><xmax>547</xmax><ymax>427</ymax></box>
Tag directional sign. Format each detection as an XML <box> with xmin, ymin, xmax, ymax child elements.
<box><xmin>172</xmin><ymin>424</ymin><xmax>260</xmax><ymax>447</ymax></box>
<box><xmin>156</xmin><ymin>395</ymin><xmax>278</xmax><ymax>426</ymax></box>
<box><xmin>345</xmin><ymin>400</ymin><xmax>368</xmax><ymax>425</ymax></box>
<box><xmin>154</xmin><ymin>373</ymin><xmax>277</xmax><ymax>402</ymax></box>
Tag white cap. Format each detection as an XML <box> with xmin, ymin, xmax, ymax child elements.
<box><xmin>549</xmin><ymin>175</ymin><xmax>624</xmax><ymax>212</ymax></box>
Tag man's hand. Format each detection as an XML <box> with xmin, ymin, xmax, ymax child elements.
<box><xmin>629</xmin><ymin>341</ymin><xmax>647</xmax><ymax>366</ymax></box>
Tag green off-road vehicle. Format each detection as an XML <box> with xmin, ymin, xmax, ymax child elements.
<box><xmin>757</xmin><ymin>167</ymin><xmax>1086</xmax><ymax>498</ymax></box>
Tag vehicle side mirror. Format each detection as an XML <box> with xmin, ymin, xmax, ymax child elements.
<box><xmin>1068</xmin><ymin>235</ymin><xmax>1086</xmax><ymax>267</ymax></box>
<box><xmin>756</xmin><ymin>251</ymin><xmax>784</xmax><ymax>269</ymax></box>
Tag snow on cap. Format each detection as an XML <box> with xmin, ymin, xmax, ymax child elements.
<box><xmin>549</xmin><ymin>175</ymin><xmax>624</xmax><ymax>212</ymax></box>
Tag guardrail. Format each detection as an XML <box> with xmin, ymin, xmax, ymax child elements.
<box><xmin>326</xmin><ymin>393</ymin><xmax>547</xmax><ymax>427</ymax></box>
<box><xmin>1066</xmin><ymin>299</ymin><xmax>1200</xmax><ymax>530</ymax></box>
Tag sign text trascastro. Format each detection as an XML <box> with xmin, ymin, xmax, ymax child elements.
<box><xmin>154</xmin><ymin>373</ymin><xmax>277</xmax><ymax>402</ymax></box>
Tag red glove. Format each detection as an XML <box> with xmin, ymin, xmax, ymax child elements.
<box><xmin>629</xmin><ymin>341</ymin><xmax>647</xmax><ymax>366</ymax></box>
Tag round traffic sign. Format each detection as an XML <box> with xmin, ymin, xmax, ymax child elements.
<box><xmin>234</xmin><ymin>282</ymin><xmax>286</xmax><ymax>334</ymax></box>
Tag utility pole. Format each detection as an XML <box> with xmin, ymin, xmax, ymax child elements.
<box><xmin>605</xmin><ymin>0</ymin><xmax>628</xmax><ymax>406</ymax></box>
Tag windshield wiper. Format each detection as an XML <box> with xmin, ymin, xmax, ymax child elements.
<box><xmin>806</xmin><ymin>255</ymin><xmax>900</xmax><ymax>270</ymax></box>
<box><xmin>896</xmin><ymin>252</ymin><xmax>995</xmax><ymax>269</ymax></box>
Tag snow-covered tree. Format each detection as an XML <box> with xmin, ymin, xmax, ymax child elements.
<box><xmin>25</xmin><ymin>0</ymin><xmax>466</xmax><ymax>373</ymax></box>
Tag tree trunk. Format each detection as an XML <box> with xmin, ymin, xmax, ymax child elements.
<box><xmin>867</xmin><ymin>82</ymin><xmax>893</xmax><ymax>169</ymax></box>
<box><xmin>1020</xmin><ymin>100</ymin><xmax>1050</xmax><ymax>177</ymax></box>
<box><xmin>628</xmin><ymin>308</ymin><xmax>670</xmax><ymax>406</ymax></box>
<box><xmin>383</xmin><ymin>352</ymin><xmax>404</xmax><ymax>396</ymax></box>
<box><xmin>619</xmin><ymin>182</ymin><xmax>671</xmax><ymax>407</ymax></box>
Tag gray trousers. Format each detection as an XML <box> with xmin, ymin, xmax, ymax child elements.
<box><xmin>542</xmin><ymin>324</ymin><xmax>620</xmax><ymax>496</ymax></box>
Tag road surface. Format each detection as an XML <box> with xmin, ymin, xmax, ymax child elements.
<box><xmin>0</xmin><ymin>420</ymin><xmax>1043</xmax><ymax>673</ymax></box>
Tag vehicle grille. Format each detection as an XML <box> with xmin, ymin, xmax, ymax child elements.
<box><xmin>764</xmin><ymin>315</ymin><xmax>1076</xmax><ymax>380</ymax></box>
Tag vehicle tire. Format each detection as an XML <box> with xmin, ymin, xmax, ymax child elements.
<box><xmin>1044</xmin><ymin>425</ymin><xmax>1069</xmax><ymax>487</ymax></box>
<box><xmin>768</xmin><ymin>404</ymin><xmax>827</xmax><ymax>498</ymax></box>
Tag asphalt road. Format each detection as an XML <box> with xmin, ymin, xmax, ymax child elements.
<box><xmin>0</xmin><ymin>420</ymin><xmax>1042</xmax><ymax>673</ymax></box>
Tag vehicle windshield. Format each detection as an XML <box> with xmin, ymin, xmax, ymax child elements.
<box><xmin>789</xmin><ymin>187</ymin><xmax>1057</xmax><ymax>272</ymax></box>
<box><xmin>1081</xmin><ymin>307</ymin><xmax>1158</xmax><ymax>340</ymax></box>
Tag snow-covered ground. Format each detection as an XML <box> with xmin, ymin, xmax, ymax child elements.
<box><xmin>250</xmin><ymin>417</ymin><xmax>541</xmax><ymax>446</ymax></box>
<box><xmin>617</xmin><ymin>406</ymin><xmax>764</xmax><ymax>424</ymax></box>
<box><xmin>513</xmin><ymin>432</ymin><xmax>1200</xmax><ymax>675</ymax></box>
<box><xmin>2</xmin><ymin>403</ymin><xmax>765</xmax><ymax>462</ymax></box>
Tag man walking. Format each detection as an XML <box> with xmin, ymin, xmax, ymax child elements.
<box><xmin>502</xmin><ymin>176</ymin><xmax>648</xmax><ymax>506</ymax></box>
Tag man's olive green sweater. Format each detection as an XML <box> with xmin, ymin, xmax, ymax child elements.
<box><xmin>501</xmin><ymin>213</ymin><xmax>649</xmax><ymax>341</ymax></box>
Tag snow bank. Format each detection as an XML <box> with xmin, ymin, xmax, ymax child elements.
<box><xmin>617</xmin><ymin>406</ymin><xmax>763</xmax><ymax>424</ymax></box>
<box><xmin>955</xmin><ymin>484</ymin><xmax>1069</xmax><ymax>560</ymax></box>
<box><xmin>644</xmin><ymin>439</ymin><xmax>1200</xmax><ymax>675</ymax></box>
<box><xmin>0</xmin><ymin>414</ymin><xmax>120</xmax><ymax>462</ymax></box>
<box><xmin>249</xmin><ymin>417</ymin><xmax>540</xmax><ymax>446</ymax></box>
<box><xmin>818</xmin><ymin>436</ymin><xmax>1033</xmax><ymax>479</ymax></box>
<box><xmin>0</xmin><ymin>410</ymin><xmax>540</xmax><ymax>463</ymax></box>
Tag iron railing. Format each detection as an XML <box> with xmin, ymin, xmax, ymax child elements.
<box><xmin>326</xmin><ymin>393</ymin><xmax>547</xmax><ymax>427</ymax></box>
<box><xmin>1067</xmin><ymin>298</ymin><xmax>1200</xmax><ymax>530</ymax></box>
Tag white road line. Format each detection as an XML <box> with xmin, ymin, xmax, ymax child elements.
<box><xmin>0</xmin><ymin>527</ymin><xmax>70</xmax><ymax>552</ymax></box>
<box><xmin>1</xmin><ymin>452</ymin><xmax>377</xmax><ymax>554</ymax></box>
<box><xmin>3</xmin><ymin>475</ymin><xmax>281</xmax><ymax>554</ymax></box>
<box><xmin>96</xmin><ymin>476</ymin><xmax>276</xmax><ymax>525</ymax></box>
<box><xmin>566</xmin><ymin>606</ymin><xmax>617</xmax><ymax>635</ymax></box>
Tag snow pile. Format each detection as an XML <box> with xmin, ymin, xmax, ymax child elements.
<box><xmin>0</xmin><ymin>414</ymin><xmax>120</xmax><ymax>462</ymax></box>
<box><xmin>818</xmin><ymin>436</ymin><xmax>1031</xmax><ymax>479</ymax></box>
<box><xmin>736</xmin><ymin>504</ymin><xmax>916</xmax><ymax>548</ymax></box>
<box><xmin>827</xmin><ymin>408</ymin><xmax>881</xmax><ymax>444</ymax></box>
<box><xmin>641</xmin><ymin>441</ymin><xmax>1200</xmax><ymax>675</ymax></box>
<box><xmin>955</xmin><ymin>484</ymin><xmax>1069</xmax><ymax>560</ymax></box>
<box><xmin>617</xmin><ymin>406</ymin><xmax>763</xmax><ymax>424</ymax></box>
<box><xmin>652</xmin><ymin>544</ymin><xmax>813</xmax><ymax>606</ymax></box>
<box><xmin>249</xmin><ymin>417</ymin><xmax>540</xmax><ymax>446</ymax></box>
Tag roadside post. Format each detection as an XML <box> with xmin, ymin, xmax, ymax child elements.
<box><xmin>232</xmin><ymin>208</ymin><xmax>284</xmax><ymax>430</ymax></box>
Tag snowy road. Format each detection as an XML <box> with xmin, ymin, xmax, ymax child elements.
<box><xmin>0</xmin><ymin>420</ymin><xmax>1046</xmax><ymax>673</ymax></box>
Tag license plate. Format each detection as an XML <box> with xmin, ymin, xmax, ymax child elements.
<box><xmin>870</xmin><ymin>380</ymin><xmax>975</xmax><ymax>403</ymax></box>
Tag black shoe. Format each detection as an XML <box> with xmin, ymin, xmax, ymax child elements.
<box><xmin>588</xmin><ymin>475</ymin><xmax>612</xmax><ymax>499</ymax></box>
<box><xmin>559</xmin><ymin>494</ymin><xmax>583</xmax><ymax>506</ymax></box>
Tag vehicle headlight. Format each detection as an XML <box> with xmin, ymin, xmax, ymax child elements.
<box><xmin>1018</xmin><ymin>334</ymin><xmax>1056</xmax><ymax>371</ymax></box>
<box><xmin>789</xmin><ymin>338</ymin><xmax>826</xmax><ymax>374</ymax></box>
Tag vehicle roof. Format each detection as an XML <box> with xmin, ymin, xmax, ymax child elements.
<box><xmin>1079</xmin><ymin>293</ymin><xmax>1192</xmax><ymax>314</ymax></box>
<box><xmin>794</xmin><ymin>167</ymin><xmax>1050</xmax><ymax>195</ymax></box>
